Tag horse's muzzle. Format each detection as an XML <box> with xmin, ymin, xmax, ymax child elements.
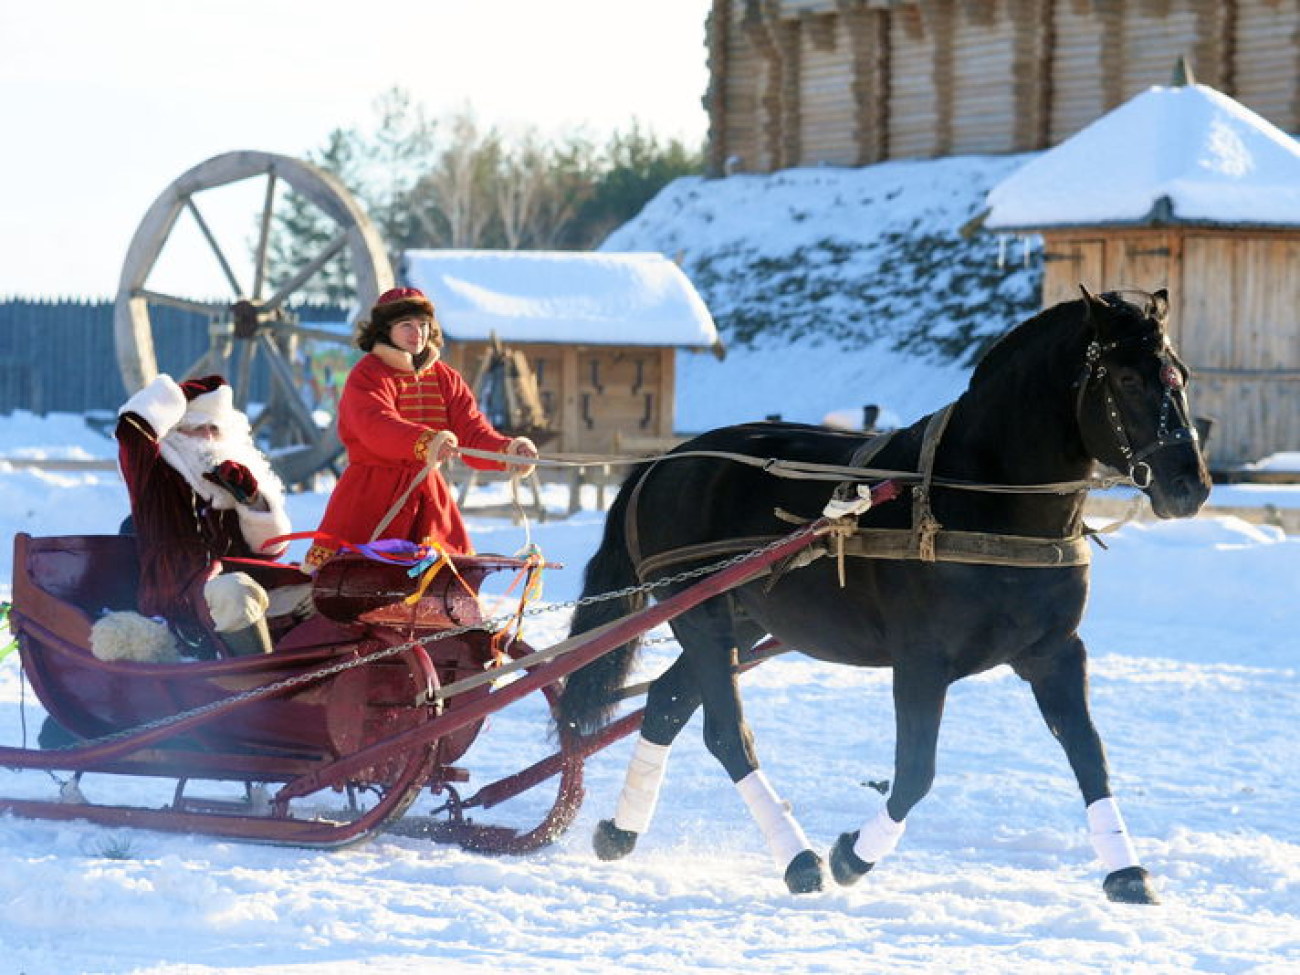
<box><xmin>1145</xmin><ymin>465</ymin><xmax>1211</xmax><ymax>519</ymax></box>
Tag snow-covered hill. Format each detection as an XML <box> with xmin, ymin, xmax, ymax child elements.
<box><xmin>603</xmin><ymin>155</ymin><xmax>1042</xmax><ymax>432</ymax></box>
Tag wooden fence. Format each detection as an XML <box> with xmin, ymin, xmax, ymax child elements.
<box><xmin>0</xmin><ymin>299</ymin><xmax>348</xmax><ymax>416</ymax></box>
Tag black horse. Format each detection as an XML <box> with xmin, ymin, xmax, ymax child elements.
<box><xmin>556</xmin><ymin>288</ymin><xmax>1210</xmax><ymax>903</ymax></box>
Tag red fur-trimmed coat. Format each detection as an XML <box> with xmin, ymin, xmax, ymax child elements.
<box><xmin>116</xmin><ymin>381</ymin><xmax>290</xmax><ymax>632</ymax></box>
<box><xmin>305</xmin><ymin>351</ymin><xmax>513</xmax><ymax>570</ymax></box>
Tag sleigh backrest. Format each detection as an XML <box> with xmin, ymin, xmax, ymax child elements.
<box><xmin>15</xmin><ymin>534</ymin><xmax>141</xmax><ymax>616</ymax></box>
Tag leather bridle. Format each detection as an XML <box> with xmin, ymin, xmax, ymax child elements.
<box><xmin>1074</xmin><ymin>333</ymin><xmax>1199</xmax><ymax>489</ymax></box>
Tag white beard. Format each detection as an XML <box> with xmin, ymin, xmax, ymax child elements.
<box><xmin>159</xmin><ymin>413</ymin><xmax>285</xmax><ymax>511</ymax></box>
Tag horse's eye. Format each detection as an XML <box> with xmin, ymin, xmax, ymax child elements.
<box><xmin>1117</xmin><ymin>371</ymin><xmax>1143</xmax><ymax>392</ymax></box>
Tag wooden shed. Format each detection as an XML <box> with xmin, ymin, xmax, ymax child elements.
<box><xmin>704</xmin><ymin>0</ymin><xmax>1300</xmax><ymax>174</ymax></box>
<box><xmin>982</xmin><ymin>79</ymin><xmax>1300</xmax><ymax>471</ymax></box>
<box><xmin>402</xmin><ymin>250</ymin><xmax>722</xmax><ymax>456</ymax></box>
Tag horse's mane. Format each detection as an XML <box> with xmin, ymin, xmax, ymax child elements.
<box><xmin>967</xmin><ymin>299</ymin><xmax>1084</xmax><ymax>390</ymax></box>
<box><xmin>969</xmin><ymin>290</ymin><xmax>1158</xmax><ymax>390</ymax></box>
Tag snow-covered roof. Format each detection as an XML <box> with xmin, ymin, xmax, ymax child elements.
<box><xmin>984</xmin><ymin>83</ymin><xmax>1300</xmax><ymax>231</ymax></box>
<box><xmin>401</xmin><ymin>250</ymin><xmax>720</xmax><ymax>349</ymax></box>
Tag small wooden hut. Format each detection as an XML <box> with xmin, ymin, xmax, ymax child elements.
<box><xmin>982</xmin><ymin>78</ymin><xmax>1300</xmax><ymax>470</ymax></box>
<box><xmin>402</xmin><ymin>250</ymin><xmax>722</xmax><ymax>456</ymax></box>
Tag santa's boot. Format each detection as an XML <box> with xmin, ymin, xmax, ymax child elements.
<box><xmin>220</xmin><ymin>617</ymin><xmax>273</xmax><ymax>656</ymax></box>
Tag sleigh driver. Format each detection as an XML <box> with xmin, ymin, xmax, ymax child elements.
<box><xmin>112</xmin><ymin>374</ymin><xmax>314</xmax><ymax>659</ymax></box>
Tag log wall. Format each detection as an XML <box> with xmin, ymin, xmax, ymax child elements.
<box><xmin>707</xmin><ymin>0</ymin><xmax>1300</xmax><ymax>173</ymax></box>
<box><xmin>442</xmin><ymin>343</ymin><xmax>676</xmax><ymax>455</ymax></box>
<box><xmin>1040</xmin><ymin>228</ymin><xmax>1300</xmax><ymax>468</ymax></box>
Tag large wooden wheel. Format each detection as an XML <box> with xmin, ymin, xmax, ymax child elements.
<box><xmin>114</xmin><ymin>151</ymin><xmax>394</xmax><ymax>485</ymax></box>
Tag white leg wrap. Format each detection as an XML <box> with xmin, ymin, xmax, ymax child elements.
<box><xmin>612</xmin><ymin>736</ymin><xmax>672</xmax><ymax>835</ymax></box>
<box><xmin>853</xmin><ymin>806</ymin><xmax>907</xmax><ymax>865</ymax></box>
<box><xmin>736</xmin><ymin>770</ymin><xmax>812</xmax><ymax>869</ymax></box>
<box><xmin>1087</xmin><ymin>797</ymin><xmax>1140</xmax><ymax>872</ymax></box>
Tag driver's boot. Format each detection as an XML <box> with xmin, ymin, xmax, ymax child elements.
<box><xmin>220</xmin><ymin>617</ymin><xmax>273</xmax><ymax>656</ymax></box>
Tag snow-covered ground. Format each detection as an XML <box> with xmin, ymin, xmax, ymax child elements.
<box><xmin>4</xmin><ymin>133</ymin><xmax>1300</xmax><ymax>971</ymax></box>
<box><xmin>0</xmin><ymin>411</ymin><xmax>1298</xmax><ymax>975</ymax></box>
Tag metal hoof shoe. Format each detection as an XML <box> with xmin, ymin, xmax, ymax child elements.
<box><xmin>783</xmin><ymin>849</ymin><xmax>825</xmax><ymax>894</ymax></box>
<box><xmin>593</xmin><ymin>819</ymin><xmax>638</xmax><ymax>861</ymax></box>
<box><xmin>1103</xmin><ymin>866</ymin><xmax>1161</xmax><ymax>905</ymax></box>
<box><xmin>830</xmin><ymin>831</ymin><xmax>874</xmax><ymax>886</ymax></box>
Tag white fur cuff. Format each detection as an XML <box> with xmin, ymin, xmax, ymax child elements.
<box><xmin>120</xmin><ymin>374</ymin><xmax>187</xmax><ymax>437</ymax></box>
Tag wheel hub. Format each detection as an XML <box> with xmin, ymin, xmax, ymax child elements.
<box><xmin>231</xmin><ymin>299</ymin><xmax>261</xmax><ymax>340</ymax></box>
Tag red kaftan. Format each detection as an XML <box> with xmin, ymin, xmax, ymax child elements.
<box><xmin>306</xmin><ymin>353</ymin><xmax>513</xmax><ymax>569</ymax></box>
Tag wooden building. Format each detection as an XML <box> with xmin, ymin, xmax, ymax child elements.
<box><xmin>983</xmin><ymin>80</ymin><xmax>1300</xmax><ymax>470</ymax></box>
<box><xmin>402</xmin><ymin>250</ymin><xmax>721</xmax><ymax>457</ymax></box>
<box><xmin>705</xmin><ymin>0</ymin><xmax>1300</xmax><ymax>174</ymax></box>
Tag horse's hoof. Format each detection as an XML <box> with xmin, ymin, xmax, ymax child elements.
<box><xmin>593</xmin><ymin>819</ymin><xmax>638</xmax><ymax>861</ymax></box>
<box><xmin>783</xmin><ymin>849</ymin><xmax>826</xmax><ymax>894</ymax></box>
<box><xmin>1103</xmin><ymin>866</ymin><xmax>1161</xmax><ymax>905</ymax></box>
<box><xmin>830</xmin><ymin>831</ymin><xmax>874</xmax><ymax>886</ymax></box>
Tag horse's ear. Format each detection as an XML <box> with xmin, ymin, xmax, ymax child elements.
<box><xmin>1078</xmin><ymin>284</ymin><xmax>1107</xmax><ymax>322</ymax></box>
<box><xmin>1150</xmin><ymin>288</ymin><xmax>1169</xmax><ymax>323</ymax></box>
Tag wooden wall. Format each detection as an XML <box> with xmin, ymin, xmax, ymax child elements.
<box><xmin>442</xmin><ymin>342</ymin><xmax>677</xmax><ymax>455</ymax></box>
<box><xmin>1040</xmin><ymin>228</ymin><xmax>1300</xmax><ymax>468</ymax></box>
<box><xmin>707</xmin><ymin>0</ymin><xmax>1300</xmax><ymax>174</ymax></box>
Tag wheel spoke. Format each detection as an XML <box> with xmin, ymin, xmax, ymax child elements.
<box><xmin>261</xmin><ymin>230</ymin><xmax>348</xmax><ymax>311</ymax></box>
<box><xmin>116</xmin><ymin>150</ymin><xmax>391</xmax><ymax>488</ymax></box>
<box><xmin>232</xmin><ymin>339</ymin><xmax>257</xmax><ymax>411</ymax></box>
<box><xmin>252</xmin><ymin>174</ymin><xmax>278</xmax><ymax>301</ymax></box>
<box><xmin>256</xmin><ymin>333</ymin><xmax>322</xmax><ymax>443</ymax></box>
<box><xmin>134</xmin><ymin>289</ymin><xmax>228</xmax><ymax>317</ymax></box>
<box><xmin>177</xmin><ymin>348</ymin><xmax>217</xmax><ymax>382</ymax></box>
<box><xmin>276</xmin><ymin>322</ymin><xmax>355</xmax><ymax>345</ymax></box>
<box><xmin>185</xmin><ymin>197</ymin><xmax>245</xmax><ymax>297</ymax></box>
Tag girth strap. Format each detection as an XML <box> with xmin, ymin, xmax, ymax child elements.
<box><xmin>913</xmin><ymin>404</ymin><xmax>955</xmax><ymax>562</ymax></box>
<box><xmin>635</xmin><ymin>527</ymin><xmax>1090</xmax><ymax>581</ymax></box>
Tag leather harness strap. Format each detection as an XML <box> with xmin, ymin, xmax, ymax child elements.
<box><xmin>912</xmin><ymin>404</ymin><xmax>955</xmax><ymax>563</ymax></box>
<box><xmin>626</xmin><ymin>403</ymin><xmax>1092</xmax><ymax>583</ymax></box>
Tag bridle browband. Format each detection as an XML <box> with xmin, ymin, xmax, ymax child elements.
<box><xmin>1073</xmin><ymin>329</ymin><xmax>1199</xmax><ymax>489</ymax></box>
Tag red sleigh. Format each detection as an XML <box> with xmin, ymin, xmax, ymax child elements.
<box><xmin>2</xmin><ymin>525</ymin><xmax>816</xmax><ymax>851</ymax></box>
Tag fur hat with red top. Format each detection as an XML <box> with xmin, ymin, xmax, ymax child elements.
<box><xmin>372</xmin><ymin>287</ymin><xmax>434</xmax><ymax>327</ymax></box>
<box><xmin>358</xmin><ymin>287</ymin><xmax>438</xmax><ymax>356</ymax></box>
<box><xmin>178</xmin><ymin>374</ymin><xmax>234</xmax><ymax>428</ymax></box>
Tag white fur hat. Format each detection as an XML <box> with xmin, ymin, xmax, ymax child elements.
<box><xmin>180</xmin><ymin>379</ymin><xmax>234</xmax><ymax>428</ymax></box>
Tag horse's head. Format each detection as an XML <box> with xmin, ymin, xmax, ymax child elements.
<box><xmin>1075</xmin><ymin>286</ymin><xmax>1211</xmax><ymax>519</ymax></box>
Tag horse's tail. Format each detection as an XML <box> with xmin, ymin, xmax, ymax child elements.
<box><xmin>555</xmin><ymin>473</ymin><xmax>648</xmax><ymax>739</ymax></box>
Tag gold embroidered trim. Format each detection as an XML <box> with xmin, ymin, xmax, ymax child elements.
<box><xmin>303</xmin><ymin>543</ymin><xmax>336</xmax><ymax>573</ymax></box>
<box><xmin>122</xmin><ymin>412</ymin><xmax>159</xmax><ymax>443</ymax></box>
<box><xmin>414</xmin><ymin>429</ymin><xmax>436</xmax><ymax>463</ymax></box>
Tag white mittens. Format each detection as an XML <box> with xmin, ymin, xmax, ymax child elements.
<box><xmin>505</xmin><ymin>436</ymin><xmax>538</xmax><ymax>477</ymax></box>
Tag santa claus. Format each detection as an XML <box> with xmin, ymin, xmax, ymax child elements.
<box><xmin>116</xmin><ymin>373</ymin><xmax>311</xmax><ymax>657</ymax></box>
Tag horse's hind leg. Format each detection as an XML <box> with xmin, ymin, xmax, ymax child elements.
<box><xmin>1016</xmin><ymin>638</ymin><xmax>1159</xmax><ymax>905</ymax></box>
<box><xmin>831</xmin><ymin>664</ymin><xmax>948</xmax><ymax>887</ymax></box>
<box><xmin>594</xmin><ymin>653</ymin><xmax>702</xmax><ymax>861</ymax></box>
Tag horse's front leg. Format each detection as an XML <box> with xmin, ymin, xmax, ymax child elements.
<box><xmin>698</xmin><ymin>647</ymin><xmax>826</xmax><ymax>895</ymax></box>
<box><xmin>831</xmin><ymin>664</ymin><xmax>948</xmax><ymax>886</ymax></box>
<box><xmin>1016</xmin><ymin>638</ymin><xmax>1160</xmax><ymax>905</ymax></box>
